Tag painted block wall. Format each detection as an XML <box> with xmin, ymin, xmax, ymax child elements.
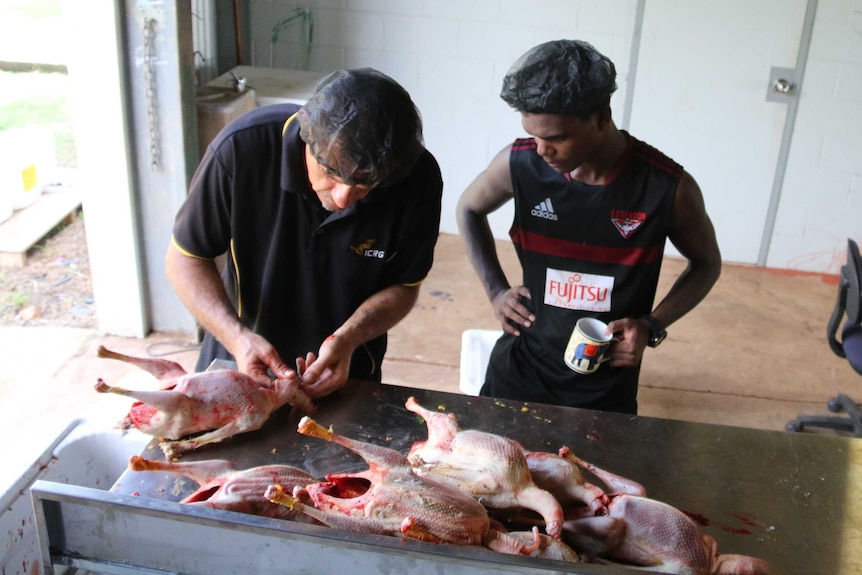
<box><xmin>248</xmin><ymin>0</ymin><xmax>861</xmax><ymax>274</ymax></box>
<box><xmin>767</xmin><ymin>0</ymin><xmax>862</xmax><ymax>273</ymax></box>
<box><xmin>249</xmin><ymin>0</ymin><xmax>638</xmax><ymax>240</ymax></box>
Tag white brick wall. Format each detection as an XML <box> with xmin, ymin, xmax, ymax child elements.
<box><xmin>250</xmin><ymin>0</ymin><xmax>862</xmax><ymax>273</ymax></box>
<box><xmin>767</xmin><ymin>0</ymin><xmax>862</xmax><ymax>272</ymax></box>
<box><xmin>252</xmin><ymin>0</ymin><xmax>638</xmax><ymax>240</ymax></box>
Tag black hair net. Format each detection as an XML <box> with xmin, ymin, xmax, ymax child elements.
<box><xmin>500</xmin><ymin>40</ymin><xmax>617</xmax><ymax>115</ymax></box>
<box><xmin>298</xmin><ymin>68</ymin><xmax>424</xmax><ymax>189</ymax></box>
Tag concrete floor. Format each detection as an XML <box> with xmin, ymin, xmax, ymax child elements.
<box><xmin>386</xmin><ymin>234</ymin><xmax>861</xmax><ymax>428</ymax></box>
<box><xmin>2</xmin><ymin>232</ymin><xmax>860</xmax><ymax>491</ymax></box>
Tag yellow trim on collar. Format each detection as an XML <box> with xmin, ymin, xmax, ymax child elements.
<box><xmin>282</xmin><ymin>112</ymin><xmax>298</xmax><ymax>136</ymax></box>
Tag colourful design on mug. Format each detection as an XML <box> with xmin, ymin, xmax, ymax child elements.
<box><xmin>564</xmin><ymin>317</ymin><xmax>612</xmax><ymax>374</ymax></box>
<box><xmin>572</xmin><ymin>342</ymin><xmax>608</xmax><ymax>372</ymax></box>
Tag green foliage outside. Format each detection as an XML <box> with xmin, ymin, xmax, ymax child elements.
<box><xmin>0</xmin><ymin>71</ymin><xmax>77</xmax><ymax>168</ymax></box>
<box><xmin>7</xmin><ymin>0</ymin><xmax>62</xmax><ymax>19</ymax></box>
<box><xmin>5</xmin><ymin>290</ymin><xmax>30</xmax><ymax>308</ymax></box>
<box><xmin>0</xmin><ymin>0</ymin><xmax>76</xmax><ymax>168</ymax></box>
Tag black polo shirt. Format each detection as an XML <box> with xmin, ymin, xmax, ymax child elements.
<box><xmin>172</xmin><ymin>103</ymin><xmax>443</xmax><ymax>378</ymax></box>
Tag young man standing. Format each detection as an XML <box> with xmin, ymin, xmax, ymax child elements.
<box><xmin>457</xmin><ymin>40</ymin><xmax>721</xmax><ymax>414</ymax></box>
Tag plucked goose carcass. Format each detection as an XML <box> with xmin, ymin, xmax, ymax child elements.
<box><xmin>404</xmin><ymin>396</ymin><xmax>564</xmax><ymax>539</ymax></box>
<box><xmin>127</xmin><ymin>455</ymin><xmax>318</xmax><ymax>522</ymax></box>
<box><xmin>266</xmin><ymin>416</ymin><xmax>552</xmax><ymax>557</ymax></box>
<box><xmin>563</xmin><ymin>493</ymin><xmax>770</xmax><ymax>574</ymax></box>
<box><xmin>525</xmin><ymin>445</ymin><xmax>647</xmax><ymax>515</ymax></box>
<box><xmin>94</xmin><ymin>345</ymin><xmax>314</xmax><ymax>458</ymax></box>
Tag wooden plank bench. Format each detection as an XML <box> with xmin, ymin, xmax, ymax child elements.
<box><xmin>0</xmin><ymin>191</ymin><xmax>82</xmax><ymax>267</ymax></box>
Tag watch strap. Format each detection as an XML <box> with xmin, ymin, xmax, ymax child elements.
<box><xmin>641</xmin><ymin>314</ymin><xmax>667</xmax><ymax>347</ymax></box>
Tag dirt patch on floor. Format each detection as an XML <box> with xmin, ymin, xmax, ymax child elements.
<box><xmin>0</xmin><ymin>211</ymin><xmax>96</xmax><ymax>328</ymax></box>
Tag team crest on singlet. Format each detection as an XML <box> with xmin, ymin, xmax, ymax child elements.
<box><xmin>610</xmin><ymin>209</ymin><xmax>647</xmax><ymax>238</ymax></box>
<box><xmin>544</xmin><ymin>268</ymin><xmax>614</xmax><ymax>312</ymax></box>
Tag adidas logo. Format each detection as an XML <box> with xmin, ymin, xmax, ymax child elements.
<box><xmin>531</xmin><ymin>198</ymin><xmax>558</xmax><ymax>221</ymax></box>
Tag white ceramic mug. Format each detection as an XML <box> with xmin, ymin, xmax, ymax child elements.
<box><xmin>564</xmin><ymin>317</ymin><xmax>612</xmax><ymax>374</ymax></box>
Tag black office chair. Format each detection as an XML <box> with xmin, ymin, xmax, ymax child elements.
<box><xmin>786</xmin><ymin>238</ymin><xmax>862</xmax><ymax>437</ymax></box>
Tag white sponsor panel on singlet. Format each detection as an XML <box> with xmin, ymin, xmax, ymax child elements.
<box><xmin>544</xmin><ymin>268</ymin><xmax>614</xmax><ymax>312</ymax></box>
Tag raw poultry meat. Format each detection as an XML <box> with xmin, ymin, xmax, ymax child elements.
<box><xmin>525</xmin><ymin>446</ymin><xmax>647</xmax><ymax>515</ymax></box>
<box><xmin>127</xmin><ymin>455</ymin><xmax>318</xmax><ymax>522</ymax></box>
<box><xmin>505</xmin><ymin>531</ymin><xmax>581</xmax><ymax>562</ymax></box>
<box><xmin>554</xmin><ymin>446</ymin><xmax>648</xmax><ymax>496</ymax></box>
<box><xmin>524</xmin><ymin>450</ymin><xmax>610</xmax><ymax>514</ymax></box>
<box><xmin>522</xmin><ymin>448</ymin><xmax>769</xmax><ymax>574</ymax></box>
<box><xmin>94</xmin><ymin>345</ymin><xmax>314</xmax><ymax>458</ymax></box>
<box><xmin>265</xmin><ymin>416</ymin><xmax>549</xmax><ymax>556</ymax></box>
<box><xmin>562</xmin><ymin>493</ymin><xmax>771</xmax><ymax>575</ymax></box>
<box><xmin>404</xmin><ymin>396</ymin><xmax>564</xmax><ymax>539</ymax></box>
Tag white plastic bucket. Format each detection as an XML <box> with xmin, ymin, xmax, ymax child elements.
<box><xmin>459</xmin><ymin>329</ymin><xmax>504</xmax><ymax>396</ymax></box>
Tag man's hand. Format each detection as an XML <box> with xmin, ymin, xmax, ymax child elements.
<box><xmin>231</xmin><ymin>330</ymin><xmax>294</xmax><ymax>386</ymax></box>
<box><xmin>492</xmin><ymin>286</ymin><xmax>535</xmax><ymax>336</ymax></box>
<box><xmin>605</xmin><ymin>317</ymin><xmax>650</xmax><ymax>367</ymax></box>
<box><xmin>293</xmin><ymin>351</ymin><xmax>315</xmax><ymax>383</ymax></box>
<box><xmin>165</xmin><ymin>244</ymin><xmax>301</xmax><ymax>386</ymax></box>
<box><xmin>297</xmin><ymin>335</ymin><xmax>353</xmax><ymax>399</ymax></box>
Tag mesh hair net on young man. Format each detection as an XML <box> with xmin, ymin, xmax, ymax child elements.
<box><xmin>297</xmin><ymin>68</ymin><xmax>425</xmax><ymax>189</ymax></box>
<box><xmin>500</xmin><ymin>40</ymin><xmax>617</xmax><ymax>115</ymax></box>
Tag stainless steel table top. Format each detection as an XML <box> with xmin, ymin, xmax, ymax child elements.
<box><xmin>111</xmin><ymin>380</ymin><xmax>862</xmax><ymax>574</ymax></box>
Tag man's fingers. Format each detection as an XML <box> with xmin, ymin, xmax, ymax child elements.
<box><xmin>293</xmin><ymin>352</ymin><xmax>318</xmax><ymax>381</ymax></box>
<box><xmin>294</xmin><ymin>358</ymin><xmax>305</xmax><ymax>382</ymax></box>
<box><xmin>247</xmin><ymin>365</ymin><xmax>274</xmax><ymax>387</ymax></box>
<box><xmin>300</xmin><ymin>372</ymin><xmax>336</xmax><ymax>399</ymax></box>
<box><xmin>260</xmin><ymin>350</ymin><xmax>291</xmax><ymax>379</ymax></box>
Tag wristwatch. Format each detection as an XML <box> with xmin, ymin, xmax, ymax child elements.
<box><xmin>641</xmin><ymin>314</ymin><xmax>667</xmax><ymax>348</ymax></box>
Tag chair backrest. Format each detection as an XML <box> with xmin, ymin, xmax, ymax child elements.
<box><xmin>828</xmin><ymin>238</ymin><xmax>862</xmax><ymax>375</ymax></box>
<box><xmin>846</xmin><ymin>239</ymin><xmax>861</xmax><ymax>325</ymax></box>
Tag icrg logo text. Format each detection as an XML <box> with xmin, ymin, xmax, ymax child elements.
<box><xmin>350</xmin><ymin>239</ymin><xmax>385</xmax><ymax>259</ymax></box>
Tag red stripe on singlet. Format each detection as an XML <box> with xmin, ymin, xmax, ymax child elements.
<box><xmin>511</xmin><ymin>226</ymin><xmax>663</xmax><ymax>266</ymax></box>
<box><xmin>632</xmin><ymin>141</ymin><xmax>682</xmax><ymax>176</ymax></box>
<box><xmin>512</xmin><ymin>138</ymin><xmax>537</xmax><ymax>151</ymax></box>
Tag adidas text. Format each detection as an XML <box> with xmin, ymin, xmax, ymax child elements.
<box><xmin>531</xmin><ymin>208</ymin><xmax>558</xmax><ymax>221</ymax></box>
<box><xmin>531</xmin><ymin>198</ymin><xmax>558</xmax><ymax>221</ymax></box>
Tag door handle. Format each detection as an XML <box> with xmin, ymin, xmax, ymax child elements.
<box><xmin>766</xmin><ymin>66</ymin><xmax>797</xmax><ymax>103</ymax></box>
<box><xmin>773</xmin><ymin>78</ymin><xmax>796</xmax><ymax>94</ymax></box>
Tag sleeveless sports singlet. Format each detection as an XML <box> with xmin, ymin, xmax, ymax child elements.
<box><xmin>481</xmin><ymin>132</ymin><xmax>681</xmax><ymax>413</ymax></box>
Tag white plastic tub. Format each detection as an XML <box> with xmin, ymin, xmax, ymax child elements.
<box><xmin>459</xmin><ymin>329</ymin><xmax>503</xmax><ymax>396</ymax></box>
<box><xmin>0</xmin><ymin>419</ymin><xmax>149</xmax><ymax>575</ymax></box>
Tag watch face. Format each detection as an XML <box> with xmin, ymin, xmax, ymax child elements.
<box><xmin>649</xmin><ymin>331</ymin><xmax>667</xmax><ymax>347</ymax></box>
<box><xmin>643</xmin><ymin>315</ymin><xmax>666</xmax><ymax>347</ymax></box>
